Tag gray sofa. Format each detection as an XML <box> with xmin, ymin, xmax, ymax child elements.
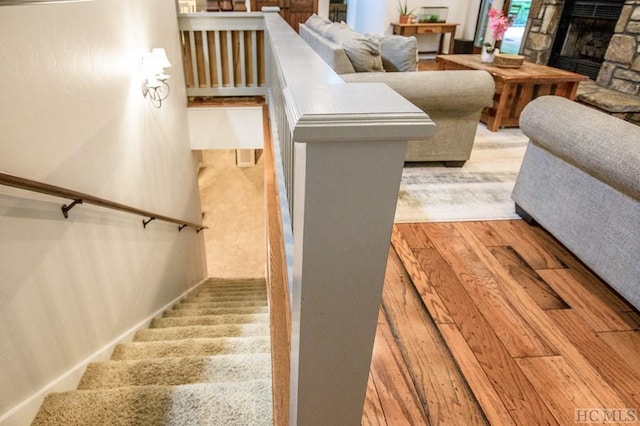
<box><xmin>299</xmin><ymin>19</ymin><xmax>494</xmax><ymax>165</ymax></box>
<box><xmin>512</xmin><ymin>96</ymin><xmax>640</xmax><ymax>310</ymax></box>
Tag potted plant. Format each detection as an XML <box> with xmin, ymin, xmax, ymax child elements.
<box><xmin>481</xmin><ymin>8</ymin><xmax>509</xmax><ymax>63</ymax></box>
<box><xmin>398</xmin><ymin>0</ymin><xmax>416</xmax><ymax>24</ymax></box>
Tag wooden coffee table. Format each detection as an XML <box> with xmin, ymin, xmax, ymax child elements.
<box><xmin>437</xmin><ymin>54</ymin><xmax>589</xmax><ymax>131</ymax></box>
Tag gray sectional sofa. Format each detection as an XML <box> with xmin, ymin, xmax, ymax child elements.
<box><xmin>299</xmin><ymin>16</ymin><xmax>494</xmax><ymax>165</ymax></box>
<box><xmin>512</xmin><ymin>96</ymin><xmax>640</xmax><ymax>310</ymax></box>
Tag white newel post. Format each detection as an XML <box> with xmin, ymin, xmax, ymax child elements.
<box><xmin>286</xmin><ymin>85</ymin><xmax>435</xmax><ymax>426</ymax></box>
<box><xmin>261</xmin><ymin>11</ymin><xmax>436</xmax><ymax>425</ymax></box>
<box><xmin>290</xmin><ymin>137</ymin><xmax>405</xmax><ymax>425</ymax></box>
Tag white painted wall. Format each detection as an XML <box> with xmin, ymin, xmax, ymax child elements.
<box><xmin>188</xmin><ymin>107</ymin><xmax>264</xmax><ymax>149</ymax></box>
<box><xmin>318</xmin><ymin>0</ymin><xmax>329</xmax><ymax>18</ymax></box>
<box><xmin>348</xmin><ymin>0</ymin><xmax>482</xmax><ymax>53</ymax></box>
<box><xmin>0</xmin><ymin>0</ymin><xmax>208</xmax><ymax>423</ymax></box>
<box><xmin>349</xmin><ymin>0</ymin><xmax>388</xmax><ymax>35</ymax></box>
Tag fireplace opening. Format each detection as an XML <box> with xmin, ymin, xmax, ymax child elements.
<box><xmin>549</xmin><ymin>0</ymin><xmax>624</xmax><ymax>79</ymax></box>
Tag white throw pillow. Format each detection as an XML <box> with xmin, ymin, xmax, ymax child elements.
<box><xmin>305</xmin><ymin>14</ymin><xmax>332</xmax><ymax>33</ymax></box>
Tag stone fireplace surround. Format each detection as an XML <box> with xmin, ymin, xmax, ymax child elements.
<box><xmin>521</xmin><ymin>0</ymin><xmax>640</xmax><ymax>123</ymax></box>
<box><xmin>548</xmin><ymin>0</ymin><xmax>622</xmax><ymax>81</ymax></box>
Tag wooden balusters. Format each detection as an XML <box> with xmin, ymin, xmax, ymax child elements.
<box><xmin>178</xmin><ymin>13</ymin><xmax>266</xmax><ymax>96</ymax></box>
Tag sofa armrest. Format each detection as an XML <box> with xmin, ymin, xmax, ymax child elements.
<box><xmin>340</xmin><ymin>70</ymin><xmax>494</xmax><ymax>113</ymax></box>
<box><xmin>520</xmin><ymin>96</ymin><xmax>640</xmax><ymax>201</ymax></box>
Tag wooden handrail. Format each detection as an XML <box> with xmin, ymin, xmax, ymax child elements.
<box><xmin>0</xmin><ymin>172</ymin><xmax>206</xmax><ymax>231</ymax></box>
<box><xmin>263</xmin><ymin>103</ymin><xmax>291</xmax><ymax>426</ymax></box>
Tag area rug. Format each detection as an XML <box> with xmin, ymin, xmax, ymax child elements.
<box><xmin>395</xmin><ymin>125</ymin><xmax>530</xmax><ymax>223</ymax></box>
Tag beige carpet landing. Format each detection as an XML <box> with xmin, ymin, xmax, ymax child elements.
<box><xmin>32</xmin><ymin>278</ymin><xmax>273</xmax><ymax>426</ymax></box>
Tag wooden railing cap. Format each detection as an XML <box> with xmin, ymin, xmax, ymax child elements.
<box><xmin>284</xmin><ymin>83</ymin><xmax>435</xmax><ymax>143</ymax></box>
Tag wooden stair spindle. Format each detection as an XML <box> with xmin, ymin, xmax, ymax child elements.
<box><xmin>233</xmin><ymin>0</ymin><xmax>248</xmax><ymax>12</ymax></box>
<box><xmin>220</xmin><ymin>0</ymin><xmax>233</xmax><ymax>11</ymax></box>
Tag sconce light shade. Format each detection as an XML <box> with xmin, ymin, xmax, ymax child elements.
<box><xmin>142</xmin><ymin>48</ymin><xmax>172</xmax><ymax>108</ymax></box>
<box><xmin>152</xmin><ymin>48</ymin><xmax>171</xmax><ymax>69</ymax></box>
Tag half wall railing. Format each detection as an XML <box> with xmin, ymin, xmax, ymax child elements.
<box><xmin>179</xmin><ymin>9</ymin><xmax>437</xmax><ymax>424</ymax></box>
<box><xmin>261</xmin><ymin>9</ymin><xmax>436</xmax><ymax>426</ymax></box>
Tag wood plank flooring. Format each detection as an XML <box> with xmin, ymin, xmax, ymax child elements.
<box><xmin>364</xmin><ymin>220</ymin><xmax>640</xmax><ymax>425</ymax></box>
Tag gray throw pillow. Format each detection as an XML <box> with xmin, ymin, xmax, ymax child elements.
<box><xmin>379</xmin><ymin>35</ymin><xmax>418</xmax><ymax>72</ymax></box>
<box><xmin>328</xmin><ymin>26</ymin><xmax>384</xmax><ymax>73</ymax></box>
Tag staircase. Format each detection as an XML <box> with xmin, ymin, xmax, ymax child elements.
<box><xmin>31</xmin><ymin>278</ymin><xmax>273</xmax><ymax>425</ymax></box>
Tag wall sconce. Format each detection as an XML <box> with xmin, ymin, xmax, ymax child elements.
<box><xmin>142</xmin><ymin>48</ymin><xmax>171</xmax><ymax>108</ymax></box>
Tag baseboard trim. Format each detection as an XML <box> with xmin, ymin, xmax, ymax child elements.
<box><xmin>0</xmin><ymin>278</ymin><xmax>209</xmax><ymax>426</ymax></box>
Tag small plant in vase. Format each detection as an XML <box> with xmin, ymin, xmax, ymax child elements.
<box><xmin>482</xmin><ymin>41</ymin><xmax>497</xmax><ymax>63</ymax></box>
<box><xmin>398</xmin><ymin>0</ymin><xmax>416</xmax><ymax>24</ymax></box>
<box><xmin>482</xmin><ymin>8</ymin><xmax>509</xmax><ymax>63</ymax></box>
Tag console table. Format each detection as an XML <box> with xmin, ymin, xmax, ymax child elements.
<box><xmin>391</xmin><ymin>22</ymin><xmax>459</xmax><ymax>55</ymax></box>
<box><xmin>437</xmin><ymin>54</ymin><xmax>589</xmax><ymax>131</ymax></box>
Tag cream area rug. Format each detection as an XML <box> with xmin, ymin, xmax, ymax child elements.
<box><xmin>395</xmin><ymin>125</ymin><xmax>530</xmax><ymax>223</ymax></box>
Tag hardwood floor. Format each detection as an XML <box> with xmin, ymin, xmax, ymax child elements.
<box><xmin>364</xmin><ymin>220</ymin><xmax>640</xmax><ymax>425</ymax></box>
<box><xmin>418</xmin><ymin>60</ymin><xmax>440</xmax><ymax>71</ymax></box>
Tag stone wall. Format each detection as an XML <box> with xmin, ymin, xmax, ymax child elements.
<box><xmin>522</xmin><ymin>0</ymin><xmax>640</xmax><ymax>93</ymax></box>
<box><xmin>521</xmin><ymin>0</ymin><xmax>563</xmax><ymax>64</ymax></box>
<box><xmin>598</xmin><ymin>1</ymin><xmax>640</xmax><ymax>95</ymax></box>
<box><xmin>523</xmin><ymin>0</ymin><xmax>640</xmax><ymax>124</ymax></box>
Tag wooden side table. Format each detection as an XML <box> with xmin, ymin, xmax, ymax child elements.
<box><xmin>391</xmin><ymin>22</ymin><xmax>459</xmax><ymax>55</ymax></box>
<box><xmin>437</xmin><ymin>54</ymin><xmax>589</xmax><ymax>131</ymax></box>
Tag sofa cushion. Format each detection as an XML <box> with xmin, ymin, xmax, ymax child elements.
<box><xmin>324</xmin><ymin>25</ymin><xmax>384</xmax><ymax>73</ymax></box>
<box><xmin>305</xmin><ymin>14</ymin><xmax>332</xmax><ymax>34</ymax></box>
<box><xmin>303</xmin><ymin>16</ymin><xmax>383</xmax><ymax>73</ymax></box>
<box><xmin>299</xmin><ymin>23</ymin><xmax>356</xmax><ymax>74</ymax></box>
<box><xmin>379</xmin><ymin>35</ymin><xmax>418</xmax><ymax>72</ymax></box>
<box><xmin>320</xmin><ymin>20</ymin><xmax>348</xmax><ymax>39</ymax></box>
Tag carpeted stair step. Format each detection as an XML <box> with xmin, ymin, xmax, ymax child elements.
<box><xmin>185</xmin><ymin>292</ymin><xmax>267</xmax><ymax>302</ymax></box>
<box><xmin>32</xmin><ymin>380</ymin><xmax>272</xmax><ymax>426</ymax></box>
<box><xmin>163</xmin><ymin>306</ymin><xmax>268</xmax><ymax>317</ymax></box>
<box><xmin>150</xmin><ymin>313</ymin><xmax>269</xmax><ymax>328</ymax></box>
<box><xmin>173</xmin><ymin>300</ymin><xmax>267</xmax><ymax>310</ymax></box>
<box><xmin>31</xmin><ymin>277</ymin><xmax>273</xmax><ymax>425</ymax></box>
<box><xmin>189</xmin><ymin>289</ymin><xmax>267</xmax><ymax>299</ymax></box>
<box><xmin>133</xmin><ymin>323</ymin><xmax>269</xmax><ymax>342</ymax></box>
<box><xmin>193</xmin><ymin>283</ymin><xmax>267</xmax><ymax>291</ymax></box>
<box><xmin>190</xmin><ymin>288</ymin><xmax>266</xmax><ymax>297</ymax></box>
<box><xmin>111</xmin><ymin>336</ymin><xmax>270</xmax><ymax>360</ymax></box>
<box><xmin>174</xmin><ymin>298</ymin><xmax>267</xmax><ymax>309</ymax></box>
<box><xmin>191</xmin><ymin>284</ymin><xmax>267</xmax><ymax>293</ymax></box>
<box><xmin>198</xmin><ymin>278</ymin><xmax>266</xmax><ymax>288</ymax></box>
<box><xmin>181</xmin><ymin>292</ymin><xmax>267</xmax><ymax>303</ymax></box>
<box><xmin>78</xmin><ymin>353</ymin><xmax>271</xmax><ymax>389</ymax></box>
